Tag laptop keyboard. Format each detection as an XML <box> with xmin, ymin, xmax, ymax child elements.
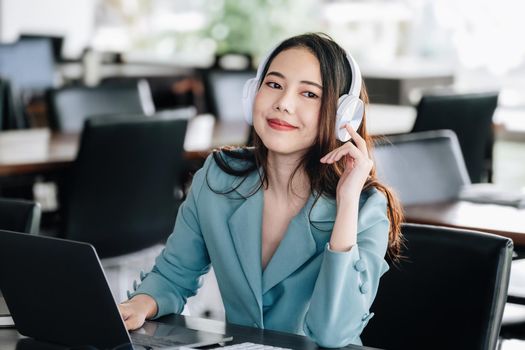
<box><xmin>130</xmin><ymin>333</ymin><xmax>186</xmax><ymax>348</ymax></box>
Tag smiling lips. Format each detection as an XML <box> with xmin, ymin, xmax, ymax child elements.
<box><xmin>267</xmin><ymin>118</ymin><xmax>298</xmax><ymax>131</ymax></box>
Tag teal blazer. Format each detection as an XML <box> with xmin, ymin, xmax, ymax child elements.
<box><xmin>132</xmin><ymin>153</ymin><xmax>390</xmax><ymax>348</ymax></box>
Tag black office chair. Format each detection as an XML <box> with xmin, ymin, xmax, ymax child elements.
<box><xmin>0</xmin><ymin>197</ymin><xmax>41</xmax><ymax>320</ymax></box>
<box><xmin>411</xmin><ymin>91</ymin><xmax>499</xmax><ymax>183</ymax></box>
<box><xmin>0</xmin><ymin>197</ymin><xmax>41</xmax><ymax>234</ymax></box>
<box><xmin>374</xmin><ymin>130</ymin><xmax>471</xmax><ymax>205</ymax></box>
<box><xmin>0</xmin><ymin>78</ymin><xmax>24</xmax><ymax>130</ymax></box>
<box><xmin>58</xmin><ymin>113</ymin><xmax>188</xmax><ymax>258</ymax></box>
<box><xmin>47</xmin><ymin>81</ymin><xmax>153</xmax><ymax>132</ymax></box>
<box><xmin>361</xmin><ymin>223</ymin><xmax>513</xmax><ymax>350</ymax></box>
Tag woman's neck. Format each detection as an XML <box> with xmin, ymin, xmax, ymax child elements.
<box><xmin>265</xmin><ymin>151</ymin><xmax>310</xmax><ymax>202</ymax></box>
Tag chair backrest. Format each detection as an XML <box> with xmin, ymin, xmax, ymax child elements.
<box><xmin>47</xmin><ymin>82</ymin><xmax>150</xmax><ymax>132</ymax></box>
<box><xmin>0</xmin><ymin>198</ymin><xmax>41</xmax><ymax>234</ymax></box>
<box><xmin>202</xmin><ymin>69</ymin><xmax>256</xmax><ymax>122</ymax></box>
<box><xmin>361</xmin><ymin>223</ymin><xmax>513</xmax><ymax>350</ymax></box>
<box><xmin>0</xmin><ymin>37</ymin><xmax>55</xmax><ymax>91</ymax></box>
<box><xmin>60</xmin><ymin>113</ymin><xmax>188</xmax><ymax>258</ymax></box>
<box><xmin>412</xmin><ymin>91</ymin><xmax>499</xmax><ymax>183</ymax></box>
<box><xmin>374</xmin><ymin>130</ymin><xmax>471</xmax><ymax>205</ymax></box>
<box><xmin>0</xmin><ymin>78</ymin><xmax>24</xmax><ymax>130</ymax></box>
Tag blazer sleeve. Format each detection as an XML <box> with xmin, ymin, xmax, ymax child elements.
<box><xmin>303</xmin><ymin>189</ymin><xmax>390</xmax><ymax>348</ymax></box>
<box><xmin>129</xmin><ymin>156</ymin><xmax>213</xmax><ymax>318</ymax></box>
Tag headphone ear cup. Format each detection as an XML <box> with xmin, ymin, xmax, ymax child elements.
<box><xmin>242</xmin><ymin>78</ymin><xmax>259</xmax><ymax>125</ymax></box>
<box><xmin>335</xmin><ymin>94</ymin><xmax>364</xmax><ymax>142</ymax></box>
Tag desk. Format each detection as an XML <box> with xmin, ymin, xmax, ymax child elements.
<box><xmin>0</xmin><ymin>314</ymin><xmax>379</xmax><ymax>350</ymax></box>
<box><xmin>404</xmin><ymin>200</ymin><xmax>525</xmax><ymax>247</ymax></box>
<box><xmin>0</xmin><ymin>118</ymin><xmax>251</xmax><ymax>177</ymax></box>
<box><xmin>0</xmin><ymin>105</ymin><xmax>417</xmax><ymax>177</ymax></box>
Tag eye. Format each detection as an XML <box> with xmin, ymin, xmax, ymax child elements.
<box><xmin>302</xmin><ymin>91</ymin><xmax>319</xmax><ymax>99</ymax></box>
<box><xmin>266</xmin><ymin>81</ymin><xmax>282</xmax><ymax>89</ymax></box>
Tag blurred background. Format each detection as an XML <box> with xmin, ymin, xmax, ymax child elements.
<box><xmin>1</xmin><ymin>0</ymin><xmax>524</xmax><ymax>189</ymax></box>
<box><xmin>2</xmin><ymin>0</ymin><xmax>525</xmax><ymax>346</ymax></box>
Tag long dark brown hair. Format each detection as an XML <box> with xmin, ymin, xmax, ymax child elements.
<box><xmin>210</xmin><ymin>33</ymin><xmax>403</xmax><ymax>260</ymax></box>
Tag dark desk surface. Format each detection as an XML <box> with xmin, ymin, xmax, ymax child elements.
<box><xmin>404</xmin><ymin>200</ymin><xmax>525</xmax><ymax>246</ymax></box>
<box><xmin>0</xmin><ymin>314</ymin><xmax>380</xmax><ymax>350</ymax></box>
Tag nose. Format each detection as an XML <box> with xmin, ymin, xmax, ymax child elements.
<box><xmin>273</xmin><ymin>89</ymin><xmax>295</xmax><ymax>114</ymax></box>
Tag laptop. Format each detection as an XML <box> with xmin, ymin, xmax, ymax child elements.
<box><xmin>0</xmin><ymin>229</ymin><xmax>232</xmax><ymax>349</ymax></box>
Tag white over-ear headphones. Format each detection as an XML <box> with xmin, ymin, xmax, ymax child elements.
<box><xmin>242</xmin><ymin>44</ymin><xmax>364</xmax><ymax>142</ymax></box>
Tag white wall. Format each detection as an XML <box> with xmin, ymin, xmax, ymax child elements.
<box><xmin>0</xmin><ymin>0</ymin><xmax>96</xmax><ymax>59</ymax></box>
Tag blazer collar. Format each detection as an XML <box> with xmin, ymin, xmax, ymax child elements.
<box><xmin>261</xmin><ymin>194</ymin><xmax>341</xmax><ymax>293</ymax></box>
<box><xmin>309</xmin><ymin>194</ymin><xmax>337</xmax><ymax>223</ymax></box>
<box><xmin>227</xmin><ymin>170</ymin><xmax>264</xmax><ymax>310</ymax></box>
<box><xmin>227</xmin><ymin>171</ymin><xmax>342</xmax><ymax>301</ymax></box>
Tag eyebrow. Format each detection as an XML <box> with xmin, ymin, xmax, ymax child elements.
<box><xmin>266</xmin><ymin>71</ymin><xmax>323</xmax><ymax>90</ymax></box>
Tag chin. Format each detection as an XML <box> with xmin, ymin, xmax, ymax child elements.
<box><xmin>254</xmin><ymin>119</ymin><xmax>315</xmax><ymax>155</ymax></box>
<box><xmin>259</xmin><ymin>136</ymin><xmax>310</xmax><ymax>156</ymax></box>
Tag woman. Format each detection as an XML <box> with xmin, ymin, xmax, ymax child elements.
<box><xmin>119</xmin><ymin>33</ymin><xmax>403</xmax><ymax>348</ymax></box>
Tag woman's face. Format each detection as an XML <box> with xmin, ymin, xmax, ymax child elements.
<box><xmin>253</xmin><ymin>47</ymin><xmax>323</xmax><ymax>157</ymax></box>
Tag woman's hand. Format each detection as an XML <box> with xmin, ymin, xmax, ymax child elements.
<box><xmin>118</xmin><ymin>294</ymin><xmax>158</xmax><ymax>330</ymax></box>
<box><xmin>320</xmin><ymin>124</ymin><xmax>373</xmax><ymax>205</ymax></box>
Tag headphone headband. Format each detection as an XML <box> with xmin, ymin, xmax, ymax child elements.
<box><xmin>345</xmin><ymin>52</ymin><xmax>362</xmax><ymax>99</ymax></box>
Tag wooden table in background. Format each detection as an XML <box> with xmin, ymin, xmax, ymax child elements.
<box><xmin>0</xmin><ymin>105</ymin><xmax>417</xmax><ymax>177</ymax></box>
<box><xmin>404</xmin><ymin>201</ymin><xmax>525</xmax><ymax>247</ymax></box>
<box><xmin>0</xmin><ymin>118</ymin><xmax>251</xmax><ymax>177</ymax></box>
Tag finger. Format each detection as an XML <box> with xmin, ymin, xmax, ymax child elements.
<box><xmin>125</xmin><ymin>318</ymin><xmax>137</xmax><ymax>331</ymax></box>
<box><xmin>320</xmin><ymin>153</ymin><xmax>331</xmax><ymax>163</ymax></box>
<box><xmin>327</xmin><ymin>147</ymin><xmax>349</xmax><ymax>163</ymax></box>
<box><xmin>334</xmin><ymin>143</ymin><xmax>363</xmax><ymax>163</ymax></box>
<box><xmin>327</xmin><ymin>144</ymin><xmax>362</xmax><ymax>164</ymax></box>
<box><xmin>340</xmin><ymin>158</ymin><xmax>354</xmax><ymax>178</ymax></box>
<box><xmin>325</xmin><ymin>149</ymin><xmax>340</xmax><ymax>163</ymax></box>
<box><xmin>329</xmin><ymin>148</ymin><xmax>348</xmax><ymax>163</ymax></box>
<box><xmin>125</xmin><ymin>316</ymin><xmax>144</xmax><ymax>331</ymax></box>
<box><xmin>118</xmin><ymin>305</ymin><xmax>131</xmax><ymax>320</ymax></box>
<box><xmin>325</xmin><ymin>143</ymin><xmax>353</xmax><ymax>163</ymax></box>
<box><xmin>321</xmin><ymin>147</ymin><xmax>342</xmax><ymax>163</ymax></box>
<box><xmin>345</xmin><ymin>124</ymin><xmax>368</xmax><ymax>155</ymax></box>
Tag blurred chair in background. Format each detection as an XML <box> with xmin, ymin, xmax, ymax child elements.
<box><xmin>19</xmin><ymin>34</ymin><xmax>64</xmax><ymax>63</ymax></box>
<box><xmin>201</xmin><ymin>68</ymin><xmax>256</xmax><ymax>146</ymax></box>
<box><xmin>0</xmin><ymin>197</ymin><xmax>41</xmax><ymax>324</ymax></box>
<box><xmin>375</xmin><ymin>129</ymin><xmax>525</xmax><ymax>208</ymax></box>
<box><xmin>56</xmin><ymin>113</ymin><xmax>188</xmax><ymax>301</ymax></box>
<box><xmin>58</xmin><ymin>113</ymin><xmax>188</xmax><ymax>257</ymax></box>
<box><xmin>47</xmin><ymin>80</ymin><xmax>154</xmax><ymax>132</ymax></box>
<box><xmin>501</xmin><ymin>258</ymin><xmax>525</xmax><ymax>341</ymax></box>
<box><xmin>375</xmin><ymin>130</ymin><xmax>525</xmax><ymax>344</ymax></box>
<box><xmin>0</xmin><ymin>197</ymin><xmax>41</xmax><ymax>234</ymax></box>
<box><xmin>102</xmin><ymin>75</ymin><xmax>206</xmax><ymax>113</ymax></box>
<box><xmin>374</xmin><ymin>130</ymin><xmax>471</xmax><ymax>205</ymax></box>
<box><xmin>361</xmin><ymin>223</ymin><xmax>513</xmax><ymax>350</ymax></box>
<box><xmin>411</xmin><ymin>91</ymin><xmax>499</xmax><ymax>183</ymax></box>
<box><xmin>201</xmin><ymin>69</ymin><xmax>255</xmax><ymax>122</ymax></box>
<box><xmin>0</xmin><ymin>37</ymin><xmax>57</xmax><ymax>129</ymax></box>
<box><xmin>0</xmin><ymin>78</ymin><xmax>24</xmax><ymax>130</ymax></box>
<box><xmin>0</xmin><ymin>37</ymin><xmax>56</xmax><ymax>93</ymax></box>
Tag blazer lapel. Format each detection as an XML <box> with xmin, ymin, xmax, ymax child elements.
<box><xmin>262</xmin><ymin>195</ymin><xmax>333</xmax><ymax>294</ymax></box>
<box><xmin>227</xmin><ymin>172</ymin><xmax>264</xmax><ymax>309</ymax></box>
